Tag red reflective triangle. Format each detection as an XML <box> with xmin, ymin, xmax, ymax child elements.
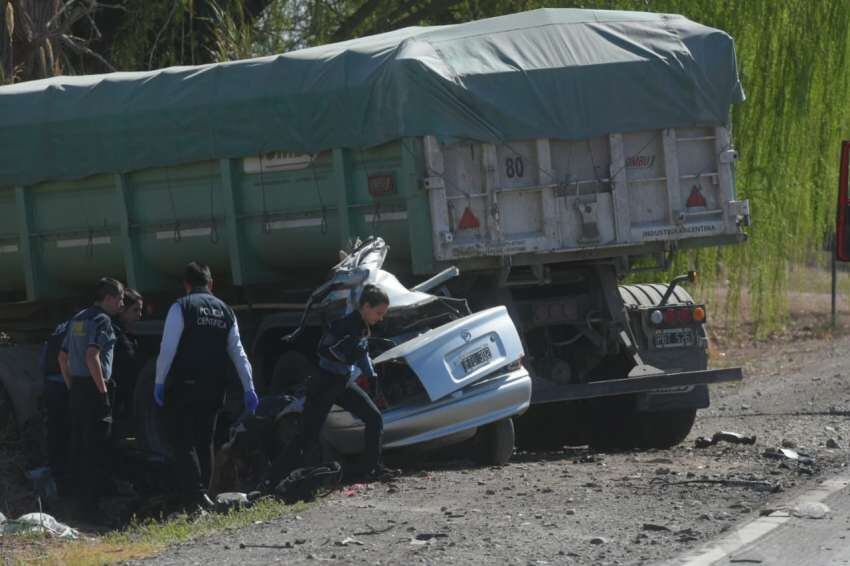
<box><xmin>686</xmin><ymin>186</ymin><xmax>707</xmax><ymax>208</ymax></box>
<box><xmin>458</xmin><ymin>206</ymin><xmax>481</xmax><ymax>230</ymax></box>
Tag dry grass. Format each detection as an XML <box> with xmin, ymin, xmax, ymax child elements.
<box><xmin>4</xmin><ymin>498</ymin><xmax>306</xmax><ymax>566</ymax></box>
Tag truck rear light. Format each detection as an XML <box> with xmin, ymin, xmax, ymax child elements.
<box><xmin>649</xmin><ymin>309</ymin><xmax>664</xmax><ymax>325</ymax></box>
<box><xmin>678</xmin><ymin>309</ymin><xmax>692</xmax><ymax>323</ymax></box>
<box><xmin>693</xmin><ymin>306</ymin><xmax>706</xmax><ymax>322</ymax></box>
<box><xmin>663</xmin><ymin>309</ymin><xmax>677</xmax><ymax>325</ymax></box>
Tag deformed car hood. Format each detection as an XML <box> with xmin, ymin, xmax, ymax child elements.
<box><xmin>374</xmin><ymin>306</ymin><xmax>524</xmax><ymax>401</ymax></box>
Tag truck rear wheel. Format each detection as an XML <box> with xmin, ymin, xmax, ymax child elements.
<box><xmin>633</xmin><ymin>409</ymin><xmax>697</xmax><ymax>449</ymax></box>
<box><xmin>617</xmin><ymin>283</ymin><xmax>706</xmax><ymax>450</ymax></box>
<box><xmin>472</xmin><ymin>418</ymin><xmax>515</xmax><ymax>466</ymax></box>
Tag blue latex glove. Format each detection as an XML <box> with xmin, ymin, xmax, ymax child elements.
<box><xmin>244</xmin><ymin>389</ymin><xmax>259</xmax><ymax>414</ymax></box>
<box><xmin>154</xmin><ymin>383</ymin><xmax>165</xmax><ymax>407</ymax></box>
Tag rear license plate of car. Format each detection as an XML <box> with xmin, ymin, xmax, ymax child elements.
<box><xmin>461</xmin><ymin>346</ymin><xmax>492</xmax><ymax>373</ymax></box>
<box><xmin>653</xmin><ymin>328</ymin><xmax>695</xmax><ymax>348</ymax></box>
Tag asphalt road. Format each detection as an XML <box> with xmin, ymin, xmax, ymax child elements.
<box><xmin>670</xmin><ymin>471</ymin><xmax>850</xmax><ymax>566</ymax></box>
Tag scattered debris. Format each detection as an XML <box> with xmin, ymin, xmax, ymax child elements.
<box><xmin>215</xmin><ymin>492</ymin><xmax>250</xmax><ymax>514</ymax></box>
<box><xmin>763</xmin><ymin>447</ymin><xmax>816</xmax><ymax>466</ymax></box>
<box><xmin>659</xmin><ymin>479</ymin><xmax>779</xmax><ymax>493</ymax></box>
<box><xmin>792</xmin><ymin>501</ymin><xmax>829</xmax><ymax>519</ymax></box>
<box><xmin>415</xmin><ymin>533</ymin><xmax>449</xmax><ymax>541</ymax></box>
<box><xmin>335</xmin><ymin>537</ymin><xmax>364</xmax><ymax>547</ymax></box>
<box><xmin>826</xmin><ymin>438</ymin><xmax>840</xmax><ymax>449</ymax></box>
<box><xmin>729</xmin><ymin>556</ymin><xmax>763</xmax><ymax>563</ymax></box>
<box><xmin>342</xmin><ymin>483</ymin><xmax>368</xmax><ymax>497</ymax></box>
<box><xmin>642</xmin><ymin>523</ymin><xmax>671</xmax><ymax>532</ymax></box>
<box><xmin>676</xmin><ymin>527</ymin><xmax>700</xmax><ymax>542</ymax></box>
<box><xmin>0</xmin><ymin>513</ymin><xmax>79</xmax><ymax>539</ymax></box>
<box><xmin>694</xmin><ymin>431</ymin><xmax>756</xmax><ymax>448</ymax></box>
<box><xmin>780</xmin><ymin>439</ymin><xmax>796</xmax><ymax>449</ymax></box>
<box><xmin>713</xmin><ymin>431</ymin><xmax>757</xmax><ymax>445</ymax></box>
<box><xmin>354</xmin><ymin>523</ymin><xmax>395</xmax><ymax>536</ymax></box>
<box><xmin>239</xmin><ymin>542</ymin><xmax>294</xmax><ymax>549</ymax></box>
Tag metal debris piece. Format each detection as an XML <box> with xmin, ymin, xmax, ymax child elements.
<box><xmin>712</xmin><ymin>431</ymin><xmax>757</xmax><ymax>445</ymax></box>
<box><xmin>695</xmin><ymin>431</ymin><xmax>756</xmax><ymax>448</ymax></box>
<box><xmin>763</xmin><ymin>447</ymin><xmax>816</xmax><ymax>466</ymax></box>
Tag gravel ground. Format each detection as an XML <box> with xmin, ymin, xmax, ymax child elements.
<box><xmin>133</xmin><ymin>326</ymin><xmax>850</xmax><ymax>566</ymax></box>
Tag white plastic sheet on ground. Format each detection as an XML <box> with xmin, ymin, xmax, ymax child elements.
<box><xmin>0</xmin><ymin>512</ymin><xmax>80</xmax><ymax>539</ymax></box>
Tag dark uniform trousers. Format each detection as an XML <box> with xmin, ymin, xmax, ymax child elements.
<box><xmin>299</xmin><ymin>369</ymin><xmax>382</xmax><ymax>472</ymax></box>
<box><xmin>43</xmin><ymin>380</ymin><xmax>70</xmax><ymax>491</ymax></box>
<box><xmin>69</xmin><ymin>377</ymin><xmax>110</xmax><ymax>508</ymax></box>
<box><xmin>165</xmin><ymin>379</ymin><xmax>220</xmax><ymax>501</ymax></box>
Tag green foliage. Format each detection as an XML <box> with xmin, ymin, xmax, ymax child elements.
<box><xmin>619</xmin><ymin>0</ymin><xmax>850</xmax><ymax>333</ymax></box>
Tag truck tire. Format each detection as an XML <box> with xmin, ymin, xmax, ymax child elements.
<box><xmin>133</xmin><ymin>360</ymin><xmax>173</xmax><ymax>459</ymax></box>
<box><xmin>633</xmin><ymin>409</ymin><xmax>697</xmax><ymax>449</ymax></box>
<box><xmin>618</xmin><ymin>283</ymin><xmax>705</xmax><ymax>449</ymax></box>
<box><xmin>472</xmin><ymin>418</ymin><xmax>515</xmax><ymax>466</ymax></box>
<box><xmin>270</xmin><ymin>351</ymin><xmax>318</xmax><ymax>396</ymax></box>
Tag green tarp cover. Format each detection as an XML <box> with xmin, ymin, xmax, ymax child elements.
<box><xmin>0</xmin><ymin>8</ymin><xmax>744</xmax><ymax>187</ymax></box>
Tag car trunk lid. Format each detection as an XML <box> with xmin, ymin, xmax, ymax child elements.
<box><xmin>374</xmin><ymin>306</ymin><xmax>524</xmax><ymax>401</ymax></box>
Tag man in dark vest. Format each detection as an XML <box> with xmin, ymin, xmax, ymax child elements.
<box><xmin>154</xmin><ymin>262</ymin><xmax>258</xmax><ymax>511</ymax></box>
<box><xmin>58</xmin><ymin>277</ymin><xmax>124</xmax><ymax>521</ymax></box>
<box><xmin>264</xmin><ymin>284</ymin><xmax>391</xmax><ymax>488</ymax></box>
<box><xmin>112</xmin><ymin>288</ymin><xmax>144</xmax><ymax>422</ymax></box>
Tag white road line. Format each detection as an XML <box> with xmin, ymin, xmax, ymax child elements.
<box><xmin>668</xmin><ymin>472</ymin><xmax>850</xmax><ymax>566</ymax></box>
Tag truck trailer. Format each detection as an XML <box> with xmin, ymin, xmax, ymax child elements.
<box><xmin>0</xmin><ymin>8</ymin><xmax>747</xmax><ymax>454</ymax></box>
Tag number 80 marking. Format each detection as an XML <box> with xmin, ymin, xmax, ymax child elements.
<box><xmin>505</xmin><ymin>157</ymin><xmax>524</xmax><ymax>178</ymax></box>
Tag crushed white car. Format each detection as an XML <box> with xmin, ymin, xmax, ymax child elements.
<box><xmin>285</xmin><ymin>237</ymin><xmax>532</xmax><ymax>465</ymax></box>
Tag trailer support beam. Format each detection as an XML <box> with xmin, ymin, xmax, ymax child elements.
<box><xmin>14</xmin><ymin>186</ymin><xmax>40</xmax><ymax>301</ymax></box>
<box><xmin>220</xmin><ymin>158</ymin><xmax>246</xmax><ymax>286</ymax></box>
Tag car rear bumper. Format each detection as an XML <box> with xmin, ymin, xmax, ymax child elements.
<box><xmin>323</xmin><ymin>366</ymin><xmax>532</xmax><ymax>454</ymax></box>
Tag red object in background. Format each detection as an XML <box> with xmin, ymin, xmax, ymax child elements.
<box><xmin>458</xmin><ymin>206</ymin><xmax>481</xmax><ymax>230</ymax></box>
<box><xmin>837</xmin><ymin>141</ymin><xmax>850</xmax><ymax>261</ymax></box>
<box><xmin>686</xmin><ymin>186</ymin><xmax>707</xmax><ymax>208</ymax></box>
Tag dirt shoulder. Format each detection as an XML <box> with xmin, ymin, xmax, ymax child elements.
<box><xmin>130</xmin><ymin>312</ymin><xmax>850</xmax><ymax>565</ymax></box>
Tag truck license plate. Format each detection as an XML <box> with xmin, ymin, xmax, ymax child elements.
<box><xmin>653</xmin><ymin>328</ymin><xmax>695</xmax><ymax>348</ymax></box>
<box><xmin>461</xmin><ymin>347</ymin><xmax>492</xmax><ymax>373</ymax></box>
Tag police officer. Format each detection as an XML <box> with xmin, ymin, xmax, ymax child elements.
<box><xmin>57</xmin><ymin>277</ymin><xmax>124</xmax><ymax>521</ymax></box>
<box><xmin>154</xmin><ymin>262</ymin><xmax>258</xmax><ymax>511</ymax></box>
<box><xmin>277</xmin><ymin>284</ymin><xmax>390</xmax><ymax>483</ymax></box>
<box><xmin>40</xmin><ymin>320</ymin><xmax>71</xmax><ymax>496</ymax></box>
<box><xmin>112</xmin><ymin>288</ymin><xmax>143</xmax><ymax>421</ymax></box>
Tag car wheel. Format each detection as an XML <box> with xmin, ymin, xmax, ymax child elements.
<box><xmin>472</xmin><ymin>418</ymin><xmax>515</xmax><ymax>466</ymax></box>
<box><xmin>270</xmin><ymin>351</ymin><xmax>318</xmax><ymax>396</ymax></box>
